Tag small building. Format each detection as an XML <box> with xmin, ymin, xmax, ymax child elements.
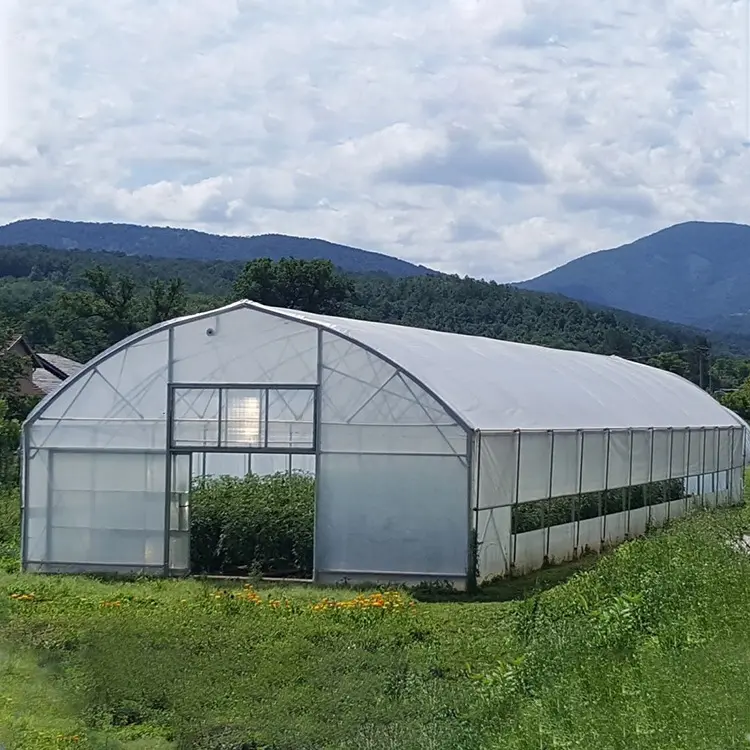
<box><xmin>5</xmin><ymin>335</ymin><xmax>83</xmax><ymax>396</ymax></box>
<box><xmin>19</xmin><ymin>301</ymin><xmax>747</xmax><ymax>586</ymax></box>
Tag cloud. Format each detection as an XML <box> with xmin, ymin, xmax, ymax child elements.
<box><xmin>560</xmin><ymin>189</ymin><xmax>658</xmax><ymax>218</ymax></box>
<box><xmin>379</xmin><ymin>133</ymin><xmax>549</xmax><ymax>188</ymax></box>
<box><xmin>0</xmin><ymin>0</ymin><xmax>749</xmax><ymax>281</ymax></box>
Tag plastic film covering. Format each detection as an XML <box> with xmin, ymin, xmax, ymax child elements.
<box><xmin>171</xmin><ymin>306</ymin><xmax>318</xmax><ymax>384</ymax></box>
<box><xmin>21</xmin><ymin>300</ymin><xmax>749</xmax><ymax>583</ymax></box>
<box><xmin>476</xmin><ymin>425</ymin><xmax>746</xmax><ymax>580</ymax></box>
<box><xmin>27</xmin><ymin>451</ymin><xmax>166</xmax><ymax>569</ymax></box>
<box><xmin>259</xmin><ymin>303</ymin><xmax>743</xmax><ymax>431</ymax></box>
<box><xmin>316</xmin><ymin>332</ymin><xmax>469</xmax><ymax>582</ymax></box>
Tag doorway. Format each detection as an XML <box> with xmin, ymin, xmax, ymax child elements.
<box><xmin>166</xmin><ymin>384</ymin><xmax>317</xmax><ymax>578</ymax></box>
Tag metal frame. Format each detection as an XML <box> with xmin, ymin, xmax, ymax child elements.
<box><xmin>665</xmin><ymin>428</ymin><xmax>674</xmax><ymax>522</ymax></box>
<box><xmin>169</xmin><ymin>382</ymin><xmax>317</xmax><ymax>453</ymax></box>
<box><xmin>646</xmin><ymin>428</ymin><xmax>655</xmax><ymax>527</ymax></box>
<box><xmin>574</xmin><ymin>430</ymin><xmax>584</xmax><ymax>555</ymax></box>
<box><xmin>600</xmin><ymin>429</ymin><xmax>611</xmax><ymax>550</ymax></box>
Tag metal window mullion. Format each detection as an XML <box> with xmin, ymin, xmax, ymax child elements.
<box><xmin>20</xmin><ymin>423</ymin><xmax>30</xmax><ymax>568</ymax></box>
<box><xmin>728</xmin><ymin>428</ymin><xmax>736</xmax><ymax>505</ymax></box>
<box><xmin>217</xmin><ymin>388</ymin><xmax>223</xmax><ymax>448</ymax></box>
<box><xmin>601</xmin><ymin>429</ymin><xmax>611</xmax><ymax>551</ymax></box>
<box><xmin>510</xmin><ymin>430</ymin><xmax>522</xmax><ymax>571</ymax></box>
<box><xmin>625</xmin><ymin>429</ymin><xmax>634</xmax><ymax>538</ymax></box>
<box><xmin>473</xmin><ymin>431</ymin><xmax>482</xmax><ymax>578</ymax></box>
<box><xmin>666</xmin><ymin>429</ymin><xmax>674</xmax><ymax>523</ymax></box>
<box><xmin>714</xmin><ymin>427</ymin><xmax>721</xmax><ymax>509</ymax></box>
<box><xmin>685</xmin><ymin>428</ymin><xmax>692</xmax><ymax>515</ymax></box>
<box><xmin>574</xmin><ymin>430</ymin><xmax>584</xmax><ymax>556</ymax></box>
<box><xmin>312</xmin><ymin>328</ymin><xmax>323</xmax><ymax>583</ymax></box>
<box><xmin>700</xmin><ymin>427</ymin><xmax>708</xmax><ymax>508</ymax></box>
<box><xmin>544</xmin><ymin>431</ymin><xmax>555</xmax><ymax>563</ymax></box>
<box><xmin>163</xmin><ymin>328</ymin><xmax>175</xmax><ymax>576</ymax></box>
<box><xmin>646</xmin><ymin>428</ymin><xmax>654</xmax><ymax>528</ymax></box>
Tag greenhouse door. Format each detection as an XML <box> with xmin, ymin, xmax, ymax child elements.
<box><xmin>166</xmin><ymin>384</ymin><xmax>318</xmax><ymax>577</ymax></box>
<box><xmin>167</xmin><ymin>453</ymin><xmax>191</xmax><ymax>574</ymax></box>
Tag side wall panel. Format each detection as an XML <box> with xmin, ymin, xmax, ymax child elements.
<box><xmin>316</xmin><ymin>332</ymin><xmax>469</xmax><ymax>585</ymax></box>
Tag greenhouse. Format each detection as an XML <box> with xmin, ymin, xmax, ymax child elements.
<box><xmin>20</xmin><ymin>300</ymin><xmax>748</xmax><ymax>587</ymax></box>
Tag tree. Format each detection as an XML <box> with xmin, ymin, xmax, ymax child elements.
<box><xmin>719</xmin><ymin>377</ymin><xmax>750</xmax><ymax>421</ymax></box>
<box><xmin>53</xmin><ymin>265</ymin><xmax>187</xmax><ymax>361</ymax></box>
<box><xmin>146</xmin><ymin>278</ymin><xmax>186</xmax><ymax>325</ymax></box>
<box><xmin>647</xmin><ymin>352</ymin><xmax>690</xmax><ymax>379</ymax></box>
<box><xmin>231</xmin><ymin>258</ymin><xmax>355</xmax><ymax>315</ymax></box>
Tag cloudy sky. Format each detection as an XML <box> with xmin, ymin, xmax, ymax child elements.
<box><xmin>0</xmin><ymin>0</ymin><xmax>749</xmax><ymax>280</ymax></box>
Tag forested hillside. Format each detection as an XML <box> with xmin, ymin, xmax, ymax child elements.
<box><xmin>519</xmin><ymin>221</ymin><xmax>750</xmax><ymax>332</ymax></box>
<box><xmin>0</xmin><ymin>218</ymin><xmax>432</xmax><ymax>277</ymax></box>
<box><xmin>1</xmin><ymin>243</ymin><xmax>749</xmax><ymax>393</ymax></box>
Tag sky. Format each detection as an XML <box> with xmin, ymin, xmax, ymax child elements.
<box><xmin>0</xmin><ymin>0</ymin><xmax>749</xmax><ymax>281</ymax></box>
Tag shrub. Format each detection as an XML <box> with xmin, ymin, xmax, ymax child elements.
<box><xmin>190</xmin><ymin>472</ymin><xmax>315</xmax><ymax>576</ymax></box>
<box><xmin>0</xmin><ymin>485</ymin><xmax>20</xmax><ymax>570</ymax></box>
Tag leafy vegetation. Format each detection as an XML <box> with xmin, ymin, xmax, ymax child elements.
<box><xmin>190</xmin><ymin>472</ymin><xmax>315</xmax><ymax>577</ymax></box>
<box><xmin>1</xmin><ymin>488</ymin><xmax>750</xmax><ymax>748</ymax></box>
<box><xmin>513</xmin><ymin>479</ymin><xmax>686</xmax><ymax>534</ymax></box>
<box><xmin>2</xmin><ymin>244</ymin><xmax>750</xmax><ymax>388</ymax></box>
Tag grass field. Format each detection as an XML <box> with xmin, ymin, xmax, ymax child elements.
<box><xmin>3</xmin><ymin>489</ymin><xmax>750</xmax><ymax>748</ymax></box>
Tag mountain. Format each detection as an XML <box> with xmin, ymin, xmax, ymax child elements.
<box><xmin>0</xmin><ymin>219</ymin><xmax>433</xmax><ymax>277</ymax></box>
<box><xmin>518</xmin><ymin>221</ymin><xmax>750</xmax><ymax>330</ymax></box>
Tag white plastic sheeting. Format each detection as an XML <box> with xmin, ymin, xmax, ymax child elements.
<box><xmin>261</xmin><ymin>304</ymin><xmax>741</xmax><ymax>431</ymax></box>
<box><xmin>21</xmin><ymin>300</ymin><xmax>749</xmax><ymax>585</ymax></box>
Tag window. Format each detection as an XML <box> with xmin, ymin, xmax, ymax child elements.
<box><xmin>170</xmin><ymin>386</ymin><xmax>315</xmax><ymax>451</ymax></box>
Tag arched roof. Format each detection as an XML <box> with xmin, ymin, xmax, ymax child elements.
<box><xmin>252</xmin><ymin>302</ymin><xmax>742</xmax><ymax>432</ymax></box>
<box><xmin>27</xmin><ymin>300</ymin><xmax>744</xmax><ymax>433</ymax></box>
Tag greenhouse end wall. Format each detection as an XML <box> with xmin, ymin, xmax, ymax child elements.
<box><xmin>474</xmin><ymin>426</ymin><xmax>746</xmax><ymax>580</ymax></box>
<box><xmin>21</xmin><ymin>303</ymin><xmax>473</xmax><ymax>585</ymax></box>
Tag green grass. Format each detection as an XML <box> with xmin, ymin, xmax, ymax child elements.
<box><xmin>3</xmin><ymin>498</ymin><xmax>750</xmax><ymax>748</ymax></box>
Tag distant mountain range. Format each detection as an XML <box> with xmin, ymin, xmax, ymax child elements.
<box><xmin>0</xmin><ymin>219</ymin><xmax>433</xmax><ymax>278</ymax></box>
<box><xmin>5</xmin><ymin>218</ymin><xmax>750</xmax><ymax>337</ymax></box>
<box><xmin>518</xmin><ymin>221</ymin><xmax>750</xmax><ymax>332</ymax></box>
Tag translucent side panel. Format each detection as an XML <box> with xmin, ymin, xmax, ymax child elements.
<box><xmin>580</xmin><ymin>431</ymin><xmax>607</xmax><ymax>493</ymax></box>
<box><xmin>703</xmin><ymin>428</ymin><xmax>719</xmax><ymax>474</ymax></box>
<box><xmin>320</xmin><ymin>333</ymin><xmax>466</xmax><ymax>456</ymax></box>
<box><xmin>551</xmin><ymin>432</ymin><xmax>580</xmax><ymax>498</ymax></box>
<box><xmin>629</xmin><ymin>430</ymin><xmax>651</xmax><ymax>486</ymax></box>
<box><xmin>266</xmin><ymin>389</ymin><xmax>315</xmax><ymax>449</ymax></box>
<box><xmin>477</xmin><ymin>433</ymin><xmax>517</xmax><ymax>508</ymax></box>
<box><xmin>517</xmin><ymin>432</ymin><xmax>551</xmax><ymax>502</ymax></box>
<box><xmin>671</xmin><ymin>430</ymin><xmax>688</xmax><ymax>477</ymax></box>
<box><xmin>687</xmin><ymin>428</ymin><xmax>705</xmax><ymax>475</ymax></box>
<box><xmin>36</xmin><ymin>451</ymin><xmax>166</xmax><ymax>567</ymax></box>
<box><xmin>171</xmin><ymin>306</ymin><xmax>318</xmax><ymax>383</ymax></box>
<box><xmin>31</xmin><ymin>332</ymin><xmax>169</xmax><ymax>451</ymax></box>
<box><xmin>24</xmin><ymin>448</ymin><xmax>50</xmax><ymax>563</ymax></box>
<box><xmin>731</xmin><ymin>427</ymin><xmax>745</xmax><ymax>468</ymax></box>
<box><xmin>30</xmin><ymin>420</ymin><xmax>166</xmax><ymax>451</ymax></box>
<box><xmin>172</xmin><ymin>388</ymin><xmax>220</xmax><ymax>447</ymax></box>
<box><xmin>715</xmin><ymin>428</ymin><xmax>737</xmax><ymax>473</ymax></box>
<box><xmin>39</xmin><ymin>332</ymin><xmax>169</xmax><ymax>422</ymax></box>
<box><xmin>476</xmin><ymin>506</ymin><xmax>511</xmax><ymax>580</ymax></box>
<box><xmin>316</xmin><ymin>453</ymin><xmax>468</xmax><ymax>578</ymax></box>
<box><xmin>650</xmin><ymin>430</ymin><xmax>671</xmax><ymax>482</ymax></box>
<box><xmin>607</xmin><ymin>431</ymin><xmax>631</xmax><ymax>489</ymax></box>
